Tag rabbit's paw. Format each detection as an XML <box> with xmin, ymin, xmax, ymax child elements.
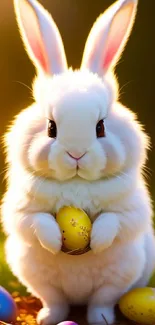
<box><xmin>33</xmin><ymin>213</ymin><xmax>62</xmax><ymax>255</ymax></box>
<box><xmin>87</xmin><ymin>305</ymin><xmax>115</xmax><ymax>325</ymax></box>
<box><xmin>90</xmin><ymin>213</ymin><xmax>119</xmax><ymax>254</ymax></box>
<box><xmin>37</xmin><ymin>305</ymin><xmax>69</xmax><ymax>325</ymax></box>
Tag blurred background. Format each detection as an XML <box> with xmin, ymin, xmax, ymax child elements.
<box><xmin>0</xmin><ymin>0</ymin><xmax>155</xmax><ymax>194</ymax></box>
<box><xmin>0</xmin><ymin>0</ymin><xmax>155</xmax><ymax>293</ymax></box>
<box><xmin>0</xmin><ymin>0</ymin><xmax>155</xmax><ymax>196</ymax></box>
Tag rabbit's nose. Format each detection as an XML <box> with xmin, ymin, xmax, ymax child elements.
<box><xmin>67</xmin><ymin>151</ymin><xmax>86</xmax><ymax>160</ymax></box>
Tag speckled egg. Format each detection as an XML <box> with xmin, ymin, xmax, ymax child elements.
<box><xmin>0</xmin><ymin>286</ymin><xmax>18</xmax><ymax>323</ymax></box>
<box><xmin>119</xmin><ymin>287</ymin><xmax>155</xmax><ymax>324</ymax></box>
<box><xmin>56</xmin><ymin>206</ymin><xmax>92</xmax><ymax>251</ymax></box>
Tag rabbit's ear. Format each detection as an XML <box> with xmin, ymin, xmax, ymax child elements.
<box><xmin>14</xmin><ymin>0</ymin><xmax>68</xmax><ymax>75</ymax></box>
<box><xmin>81</xmin><ymin>0</ymin><xmax>138</xmax><ymax>76</ymax></box>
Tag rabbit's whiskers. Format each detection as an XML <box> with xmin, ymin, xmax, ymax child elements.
<box><xmin>13</xmin><ymin>80</ymin><xmax>33</xmax><ymax>93</ymax></box>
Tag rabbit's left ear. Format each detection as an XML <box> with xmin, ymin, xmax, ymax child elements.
<box><xmin>14</xmin><ymin>0</ymin><xmax>68</xmax><ymax>75</ymax></box>
<box><xmin>81</xmin><ymin>0</ymin><xmax>138</xmax><ymax>76</ymax></box>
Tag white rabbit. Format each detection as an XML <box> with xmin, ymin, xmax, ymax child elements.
<box><xmin>2</xmin><ymin>0</ymin><xmax>155</xmax><ymax>324</ymax></box>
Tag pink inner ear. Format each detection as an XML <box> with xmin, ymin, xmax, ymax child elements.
<box><xmin>28</xmin><ymin>30</ymin><xmax>49</xmax><ymax>73</ymax></box>
<box><xmin>102</xmin><ymin>4</ymin><xmax>134</xmax><ymax>71</ymax></box>
<box><xmin>19</xmin><ymin>0</ymin><xmax>49</xmax><ymax>73</ymax></box>
<box><xmin>103</xmin><ymin>33</ymin><xmax>123</xmax><ymax>71</ymax></box>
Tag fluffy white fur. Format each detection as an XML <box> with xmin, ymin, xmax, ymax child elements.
<box><xmin>2</xmin><ymin>0</ymin><xmax>155</xmax><ymax>324</ymax></box>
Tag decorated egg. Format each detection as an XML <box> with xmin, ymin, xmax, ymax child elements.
<box><xmin>0</xmin><ymin>286</ymin><xmax>18</xmax><ymax>323</ymax></box>
<box><xmin>119</xmin><ymin>287</ymin><xmax>155</xmax><ymax>324</ymax></box>
<box><xmin>56</xmin><ymin>206</ymin><xmax>92</xmax><ymax>251</ymax></box>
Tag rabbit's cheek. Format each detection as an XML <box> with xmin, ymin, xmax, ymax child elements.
<box><xmin>28</xmin><ymin>137</ymin><xmax>52</xmax><ymax>171</ymax></box>
<box><xmin>48</xmin><ymin>146</ymin><xmax>59</xmax><ymax>169</ymax></box>
<box><xmin>48</xmin><ymin>144</ymin><xmax>75</xmax><ymax>175</ymax></box>
<box><xmin>99</xmin><ymin>135</ymin><xmax>126</xmax><ymax>175</ymax></box>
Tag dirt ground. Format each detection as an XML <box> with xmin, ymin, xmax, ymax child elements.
<box><xmin>0</xmin><ymin>294</ymin><xmax>139</xmax><ymax>325</ymax></box>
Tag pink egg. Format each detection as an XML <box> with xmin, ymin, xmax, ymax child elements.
<box><xmin>57</xmin><ymin>322</ymin><xmax>79</xmax><ymax>325</ymax></box>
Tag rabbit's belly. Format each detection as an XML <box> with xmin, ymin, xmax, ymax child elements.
<box><xmin>56</xmin><ymin>254</ymin><xmax>106</xmax><ymax>303</ymax></box>
<box><xmin>5</xmin><ymin>238</ymin><xmax>107</xmax><ymax>302</ymax></box>
<box><xmin>26</xmin><ymin>246</ymin><xmax>106</xmax><ymax>303</ymax></box>
<box><xmin>6</xmin><ymin>236</ymin><xmax>145</xmax><ymax>304</ymax></box>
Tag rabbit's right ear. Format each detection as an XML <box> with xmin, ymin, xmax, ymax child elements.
<box><xmin>81</xmin><ymin>0</ymin><xmax>138</xmax><ymax>76</ymax></box>
<box><xmin>14</xmin><ymin>0</ymin><xmax>68</xmax><ymax>75</ymax></box>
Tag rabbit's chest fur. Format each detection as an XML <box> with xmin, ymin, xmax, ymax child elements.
<box><xmin>22</xmin><ymin>172</ymin><xmax>136</xmax><ymax>218</ymax></box>
<box><xmin>32</xmin><ymin>181</ymin><xmax>104</xmax><ymax>217</ymax></box>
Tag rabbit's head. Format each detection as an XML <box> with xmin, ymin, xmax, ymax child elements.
<box><xmin>11</xmin><ymin>0</ymin><xmax>147</xmax><ymax>182</ymax></box>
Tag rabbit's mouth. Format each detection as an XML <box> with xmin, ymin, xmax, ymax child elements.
<box><xmin>67</xmin><ymin>152</ymin><xmax>86</xmax><ymax>161</ymax></box>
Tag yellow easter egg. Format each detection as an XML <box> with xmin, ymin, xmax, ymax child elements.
<box><xmin>119</xmin><ymin>287</ymin><xmax>155</xmax><ymax>324</ymax></box>
<box><xmin>56</xmin><ymin>206</ymin><xmax>92</xmax><ymax>251</ymax></box>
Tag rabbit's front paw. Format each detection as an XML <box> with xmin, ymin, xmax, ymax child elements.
<box><xmin>37</xmin><ymin>304</ymin><xmax>69</xmax><ymax>325</ymax></box>
<box><xmin>33</xmin><ymin>213</ymin><xmax>62</xmax><ymax>254</ymax></box>
<box><xmin>90</xmin><ymin>213</ymin><xmax>119</xmax><ymax>254</ymax></box>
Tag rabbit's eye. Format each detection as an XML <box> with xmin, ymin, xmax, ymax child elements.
<box><xmin>48</xmin><ymin>120</ymin><xmax>57</xmax><ymax>138</ymax></box>
<box><xmin>96</xmin><ymin>119</ymin><xmax>105</xmax><ymax>138</ymax></box>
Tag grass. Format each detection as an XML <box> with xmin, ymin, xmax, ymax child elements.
<box><xmin>0</xmin><ymin>227</ymin><xmax>27</xmax><ymax>295</ymax></box>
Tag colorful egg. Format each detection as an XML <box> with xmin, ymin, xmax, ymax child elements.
<box><xmin>0</xmin><ymin>286</ymin><xmax>18</xmax><ymax>323</ymax></box>
<box><xmin>56</xmin><ymin>206</ymin><xmax>92</xmax><ymax>251</ymax></box>
<box><xmin>119</xmin><ymin>287</ymin><xmax>155</xmax><ymax>324</ymax></box>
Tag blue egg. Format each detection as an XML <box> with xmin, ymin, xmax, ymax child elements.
<box><xmin>0</xmin><ymin>286</ymin><xmax>18</xmax><ymax>323</ymax></box>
